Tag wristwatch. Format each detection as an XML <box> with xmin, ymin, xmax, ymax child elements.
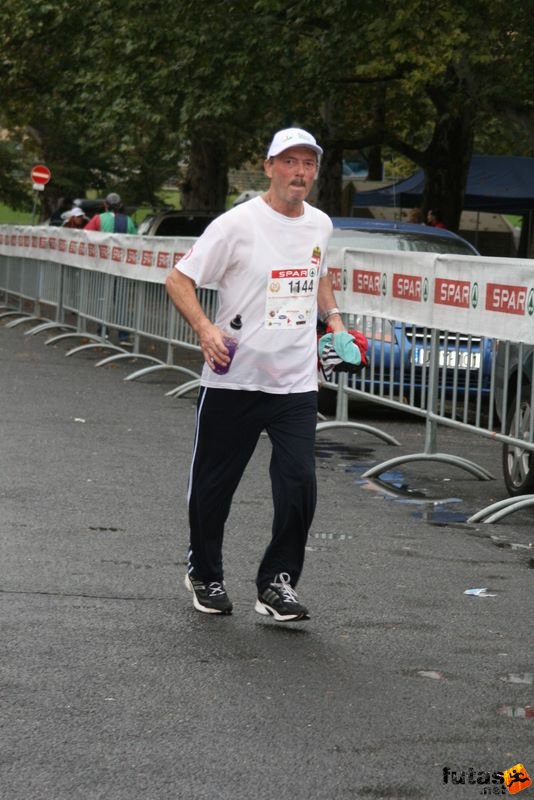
<box><xmin>322</xmin><ymin>307</ymin><xmax>342</xmax><ymax>323</ymax></box>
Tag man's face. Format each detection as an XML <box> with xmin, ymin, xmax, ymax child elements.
<box><xmin>264</xmin><ymin>146</ymin><xmax>318</xmax><ymax>207</ymax></box>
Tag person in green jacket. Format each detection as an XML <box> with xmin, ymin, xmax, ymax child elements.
<box><xmin>84</xmin><ymin>192</ymin><xmax>137</xmax><ymax>234</ymax></box>
<box><xmin>85</xmin><ymin>192</ymin><xmax>137</xmax><ymax>344</ymax></box>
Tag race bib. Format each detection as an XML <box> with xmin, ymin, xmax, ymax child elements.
<box><xmin>265</xmin><ymin>266</ymin><xmax>317</xmax><ymax>328</ymax></box>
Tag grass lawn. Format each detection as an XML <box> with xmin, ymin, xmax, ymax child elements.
<box><xmin>0</xmin><ymin>204</ymin><xmax>33</xmax><ymax>224</ymax></box>
<box><xmin>0</xmin><ymin>186</ymin><xmax>238</xmax><ymax>228</ymax></box>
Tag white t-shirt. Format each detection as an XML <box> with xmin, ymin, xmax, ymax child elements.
<box><xmin>176</xmin><ymin>196</ymin><xmax>332</xmax><ymax>393</ymax></box>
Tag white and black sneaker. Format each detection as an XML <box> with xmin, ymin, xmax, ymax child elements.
<box><xmin>255</xmin><ymin>572</ymin><xmax>309</xmax><ymax>622</ymax></box>
<box><xmin>184</xmin><ymin>574</ymin><xmax>233</xmax><ymax>615</ymax></box>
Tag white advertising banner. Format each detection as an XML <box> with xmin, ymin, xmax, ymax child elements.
<box><xmin>0</xmin><ymin>225</ymin><xmax>195</xmax><ymax>284</ymax></box>
<box><xmin>3</xmin><ymin>225</ymin><xmax>534</xmax><ymax>343</ymax></box>
<box><xmin>330</xmin><ymin>248</ymin><xmax>534</xmax><ymax>344</ymax></box>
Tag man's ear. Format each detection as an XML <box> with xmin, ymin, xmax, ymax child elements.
<box><xmin>263</xmin><ymin>157</ymin><xmax>273</xmax><ymax>179</ymax></box>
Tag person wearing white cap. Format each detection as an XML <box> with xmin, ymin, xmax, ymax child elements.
<box><xmin>166</xmin><ymin>127</ymin><xmax>354</xmax><ymax>622</ymax></box>
<box><xmin>61</xmin><ymin>207</ymin><xmax>89</xmax><ymax>228</ymax></box>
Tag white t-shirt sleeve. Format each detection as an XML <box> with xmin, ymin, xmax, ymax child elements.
<box><xmin>175</xmin><ymin>218</ymin><xmax>232</xmax><ymax>288</ymax></box>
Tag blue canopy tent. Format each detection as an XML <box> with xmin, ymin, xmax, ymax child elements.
<box><xmin>352</xmin><ymin>155</ymin><xmax>534</xmax><ymax>215</ymax></box>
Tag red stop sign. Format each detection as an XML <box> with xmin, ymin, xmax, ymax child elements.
<box><xmin>31</xmin><ymin>164</ymin><xmax>52</xmax><ymax>185</ymax></box>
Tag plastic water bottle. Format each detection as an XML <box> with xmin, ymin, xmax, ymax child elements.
<box><xmin>213</xmin><ymin>314</ymin><xmax>242</xmax><ymax>374</ymax></box>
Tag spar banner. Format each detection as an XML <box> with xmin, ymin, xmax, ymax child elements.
<box><xmin>3</xmin><ymin>225</ymin><xmax>534</xmax><ymax>343</ymax></box>
<box><xmin>329</xmin><ymin>248</ymin><xmax>534</xmax><ymax>345</ymax></box>
<box><xmin>0</xmin><ymin>225</ymin><xmax>195</xmax><ymax>284</ymax></box>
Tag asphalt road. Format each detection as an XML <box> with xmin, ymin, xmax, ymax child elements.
<box><xmin>1</xmin><ymin>320</ymin><xmax>532</xmax><ymax>800</ymax></box>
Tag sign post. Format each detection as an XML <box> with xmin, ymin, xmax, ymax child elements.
<box><xmin>30</xmin><ymin>165</ymin><xmax>52</xmax><ymax>224</ymax></box>
<box><xmin>31</xmin><ymin>164</ymin><xmax>52</xmax><ymax>191</ymax></box>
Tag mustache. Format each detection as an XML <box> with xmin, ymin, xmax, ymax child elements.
<box><xmin>290</xmin><ymin>179</ymin><xmax>306</xmax><ymax>187</ymax></box>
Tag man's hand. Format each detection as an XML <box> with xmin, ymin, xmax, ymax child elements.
<box><xmin>197</xmin><ymin>320</ymin><xmax>231</xmax><ymax>371</ymax></box>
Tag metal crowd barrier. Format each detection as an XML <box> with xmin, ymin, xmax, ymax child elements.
<box><xmin>1</xmin><ymin>225</ymin><xmax>534</xmax><ymax>522</ymax></box>
<box><xmin>318</xmin><ymin>246</ymin><xmax>534</xmax><ymax>521</ymax></box>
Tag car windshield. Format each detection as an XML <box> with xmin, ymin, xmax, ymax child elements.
<box><xmin>331</xmin><ymin>228</ymin><xmax>476</xmax><ymax>256</ymax></box>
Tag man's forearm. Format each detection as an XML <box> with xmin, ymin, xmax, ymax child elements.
<box><xmin>165</xmin><ymin>268</ymin><xmax>211</xmax><ymax>336</ymax></box>
<box><xmin>317</xmin><ymin>275</ymin><xmax>345</xmax><ymax>332</ymax></box>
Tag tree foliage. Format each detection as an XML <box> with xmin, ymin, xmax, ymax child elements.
<box><xmin>0</xmin><ymin>0</ymin><xmax>532</xmax><ymax>226</ymax></box>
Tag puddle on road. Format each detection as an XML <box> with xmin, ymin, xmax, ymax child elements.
<box><xmin>315</xmin><ymin>439</ymin><xmax>531</xmax><ymax>554</ymax></box>
<box><xmin>412</xmin><ymin>506</ymin><xmax>469</xmax><ymax>526</ymax></box>
<box><xmin>315</xmin><ymin>442</ymin><xmax>375</xmax><ymax>462</ymax></box>
<box><xmin>316</xmin><ymin>440</ymin><xmax>467</xmax><ymax>527</ymax></box>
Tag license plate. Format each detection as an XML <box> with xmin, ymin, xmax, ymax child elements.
<box><xmin>413</xmin><ymin>348</ymin><xmax>481</xmax><ymax>369</ymax></box>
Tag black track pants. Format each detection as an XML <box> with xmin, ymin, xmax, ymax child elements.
<box><xmin>187</xmin><ymin>388</ymin><xmax>318</xmax><ymax>592</ymax></box>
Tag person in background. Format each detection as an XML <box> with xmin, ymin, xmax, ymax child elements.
<box><xmin>165</xmin><ymin>127</ymin><xmax>365</xmax><ymax>623</ymax></box>
<box><xmin>61</xmin><ymin>207</ymin><xmax>88</xmax><ymax>228</ymax></box>
<box><xmin>407</xmin><ymin>208</ymin><xmax>424</xmax><ymax>224</ymax></box>
<box><xmin>85</xmin><ymin>193</ymin><xmax>137</xmax><ymax>345</ymax></box>
<box><xmin>426</xmin><ymin>208</ymin><xmax>446</xmax><ymax>228</ymax></box>
<box><xmin>84</xmin><ymin>192</ymin><xmax>137</xmax><ymax>234</ymax></box>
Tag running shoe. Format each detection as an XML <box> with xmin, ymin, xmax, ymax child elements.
<box><xmin>255</xmin><ymin>572</ymin><xmax>309</xmax><ymax>622</ymax></box>
<box><xmin>184</xmin><ymin>574</ymin><xmax>233</xmax><ymax>615</ymax></box>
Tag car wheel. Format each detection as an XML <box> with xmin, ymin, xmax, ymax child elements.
<box><xmin>502</xmin><ymin>382</ymin><xmax>534</xmax><ymax>496</ymax></box>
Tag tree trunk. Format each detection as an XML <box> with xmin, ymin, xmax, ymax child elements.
<box><xmin>180</xmin><ymin>133</ymin><xmax>228</xmax><ymax>212</ymax></box>
<box><xmin>366</xmin><ymin>145</ymin><xmax>383</xmax><ymax>181</ymax></box>
<box><xmin>317</xmin><ymin>143</ymin><xmax>344</xmax><ymax>215</ymax></box>
<box><xmin>421</xmin><ymin>116</ymin><xmax>473</xmax><ymax>232</ymax></box>
<box><xmin>366</xmin><ymin>86</ymin><xmax>386</xmax><ymax>181</ymax></box>
<box><xmin>517</xmin><ymin>211</ymin><xmax>534</xmax><ymax>258</ymax></box>
<box><xmin>421</xmin><ymin>64</ymin><xmax>475</xmax><ymax>232</ymax></box>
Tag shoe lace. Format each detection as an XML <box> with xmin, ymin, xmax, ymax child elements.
<box><xmin>272</xmin><ymin>572</ymin><xmax>298</xmax><ymax>604</ymax></box>
<box><xmin>207</xmin><ymin>581</ymin><xmax>226</xmax><ymax>598</ymax></box>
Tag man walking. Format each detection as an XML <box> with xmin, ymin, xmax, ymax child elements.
<box><xmin>165</xmin><ymin>128</ymin><xmax>353</xmax><ymax>622</ymax></box>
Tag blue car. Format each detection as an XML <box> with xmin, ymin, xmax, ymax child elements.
<box><xmin>328</xmin><ymin>218</ymin><xmax>491</xmax><ymax>400</ymax></box>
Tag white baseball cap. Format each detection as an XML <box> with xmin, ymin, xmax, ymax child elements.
<box><xmin>267</xmin><ymin>128</ymin><xmax>323</xmax><ymax>159</ymax></box>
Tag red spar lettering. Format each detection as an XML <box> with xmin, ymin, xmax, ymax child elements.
<box><xmin>328</xmin><ymin>267</ymin><xmax>342</xmax><ymax>291</ymax></box>
<box><xmin>353</xmin><ymin>269</ymin><xmax>381</xmax><ymax>295</ymax></box>
<box><xmin>273</xmin><ymin>269</ymin><xmax>308</xmax><ymax>279</ymax></box>
<box><xmin>392</xmin><ymin>274</ymin><xmax>422</xmax><ymax>301</ymax></box>
<box><xmin>111</xmin><ymin>246</ymin><xmax>123</xmax><ymax>263</ymax></box>
<box><xmin>485</xmin><ymin>283</ymin><xmax>527</xmax><ymax>315</ymax></box>
<box><xmin>156</xmin><ymin>252</ymin><xmax>170</xmax><ymax>269</ymax></box>
<box><xmin>434</xmin><ymin>278</ymin><xmax>470</xmax><ymax>308</ymax></box>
